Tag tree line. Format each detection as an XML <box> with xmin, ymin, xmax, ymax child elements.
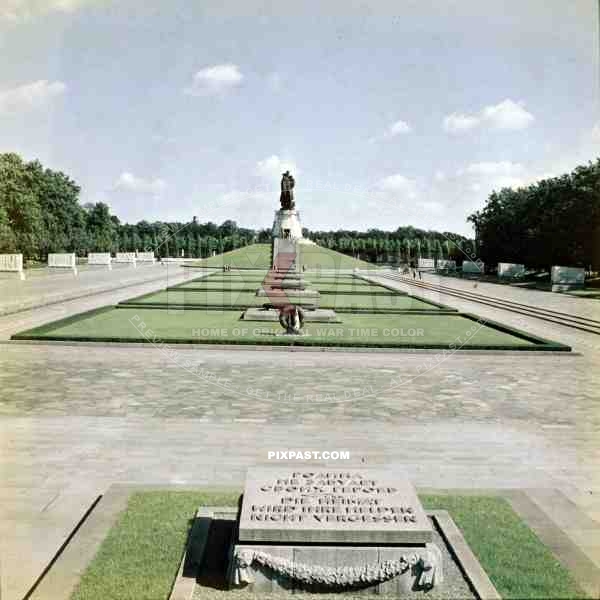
<box><xmin>468</xmin><ymin>159</ymin><xmax>600</xmax><ymax>270</ymax></box>
<box><xmin>301</xmin><ymin>228</ymin><xmax>471</xmax><ymax>264</ymax></box>
<box><xmin>0</xmin><ymin>152</ymin><xmax>472</xmax><ymax>263</ymax></box>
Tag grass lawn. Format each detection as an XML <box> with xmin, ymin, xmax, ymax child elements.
<box><xmin>184</xmin><ymin>275</ymin><xmax>268</xmax><ymax>285</ymax></box>
<box><xmin>120</xmin><ymin>289</ymin><xmax>324</xmax><ymax>309</ymax></box>
<box><xmin>190</xmin><ymin>243</ymin><xmax>374</xmax><ymax>270</ymax></box>
<box><xmin>14</xmin><ymin>306</ymin><xmax>546</xmax><ymax>348</ymax></box>
<box><xmin>12</xmin><ymin>256</ymin><xmax>569</xmax><ymax>350</ymax></box>
<box><xmin>70</xmin><ymin>492</ymin><xmax>586</xmax><ymax>600</ymax></box>
<box><xmin>191</xmin><ymin>245</ymin><xmax>271</xmax><ymax>269</ymax></box>
<box><xmin>421</xmin><ymin>495</ymin><xmax>587</xmax><ymax>599</ymax></box>
<box><xmin>121</xmin><ymin>288</ymin><xmax>442</xmax><ymax>311</ymax></box>
<box><xmin>70</xmin><ymin>491</ymin><xmax>240</xmax><ymax>600</ymax></box>
<box><xmin>176</xmin><ymin>279</ymin><xmax>385</xmax><ymax>295</ymax></box>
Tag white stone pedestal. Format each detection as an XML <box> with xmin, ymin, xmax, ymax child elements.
<box><xmin>272</xmin><ymin>209</ymin><xmax>303</xmax><ymax>240</ymax></box>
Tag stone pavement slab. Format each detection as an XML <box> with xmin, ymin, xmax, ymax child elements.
<box><xmin>0</xmin><ymin>262</ymin><xmax>197</xmax><ymax>317</ymax></box>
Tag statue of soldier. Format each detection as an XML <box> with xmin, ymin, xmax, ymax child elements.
<box><xmin>280</xmin><ymin>171</ymin><xmax>295</xmax><ymax>210</ymax></box>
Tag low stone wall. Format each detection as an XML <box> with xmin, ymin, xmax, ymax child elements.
<box><xmin>48</xmin><ymin>253</ymin><xmax>77</xmax><ymax>274</ymax></box>
<box><xmin>88</xmin><ymin>253</ymin><xmax>112</xmax><ymax>269</ymax></box>
<box><xmin>136</xmin><ymin>251</ymin><xmax>156</xmax><ymax>263</ymax></box>
<box><xmin>436</xmin><ymin>259</ymin><xmax>456</xmax><ymax>271</ymax></box>
<box><xmin>551</xmin><ymin>266</ymin><xmax>585</xmax><ymax>292</ymax></box>
<box><xmin>0</xmin><ymin>253</ymin><xmax>25</xmax><ymax>279</ymax></box>
<box><xmin>462</xmin><ymin>260</ymin><xmax>484</xmax><ymax>274</ymax></box>
<box><xmin>498</xmin><ymin>262</ymin><xmax>525</xmax><ymax>278</ymax></box>
<box><xmin>114</xmin><ymin>252</ymin><xmax>137</xmax><ymax>266</ymax></box>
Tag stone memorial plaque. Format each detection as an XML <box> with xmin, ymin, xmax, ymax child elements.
<box><xmin>239</xmin><ymin>467</ymin><xmax>432</xmax><ymax>544</ymax></box>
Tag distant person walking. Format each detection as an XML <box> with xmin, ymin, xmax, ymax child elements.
<box><xmin>418</xmin><ymin>270</ymin><xmax>422</xmax><ymax>280</ymax></box>
<box><xmin>412</xmin><ymin>268</ymin><xmax>416</xmax><ymax>280</ymax></box>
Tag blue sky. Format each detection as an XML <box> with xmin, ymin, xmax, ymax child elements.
<box><xmin>1</xmin><ymin>0</ymin><xmax>598</xmax><ymax>236</ymax></box>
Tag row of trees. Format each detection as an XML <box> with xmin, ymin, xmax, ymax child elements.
<box><xmin>304</xmin><ymin>228</ymin><xmax>471</xmax><ymax>263</ymax></box>
<box><xmin>0</xmin><ymin>152</ymin><xmax>472</xmax><ymax>263</ymax></box>
<box><xmin>4</xmin><ymin>152</ymin><xmax>599</xmax><ymax>268</ymax></box>
<box><xmin>0</xmin><ymin>153</ymin><xmax>258</xmax><ymax>260</ymax></box>
<box><xmin>468</xmin><ymin>159</ymin><xmax>600</xmax><ymax>269</ymax></box>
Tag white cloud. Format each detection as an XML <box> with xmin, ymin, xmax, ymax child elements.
<box><xmin>443</xmin><ymin>99</ymin><xmax>534</xmax><ymax>134</ymax></box>
<box><xmin>384</xmin><ymin>119</ymin><xmax>412</xmax><ymax>137</ymax></box>
<box><xmin>457</xmin><ymin>161</ymin><xmax>527</xmax><ymax>193</ymax></box>
<box><xmin>591</xmin><ymin>122</ymin><xmax>600</xmax><ymax>142</ymax></box>
<box><xmin>369</xmin><ymin>119</ymin><xmax>412</xmax><ymax>143</ymax></box>
<box><xmin>434</xmin><ymin>170</ymin><xmax>446</xmax><ymax>182</ymax></box>
<box><xmin>459</xmin><ymin>161</ymin><xmax>525</xmax><ymax>176</ymax></box>
<box><xmin>482</xmin><ymin>99</ymin><xmax>535</xmax><ymax>130</ymax></box>
<box><xmin>184</xmin><ymin>64</ymin><xmax>243</xmax><ymax>97</ymax></box>
<box><xmin>114</xmin><ymin>172</ymin><xmax>166</xmax><ymax>195</ymax></box>
<box><xmin>1</xmin><ymin>0</ymin><xmax>91</xmax><ymax>22</ymax></box>
<box><xmin>443</xmin><ymin>113</ymin><xmax>480</xmax><ymax>133</ymax></box>
<box><xmin>256</xmin><ymin>155</ymin><xmax>298</xmax><ymax>180</ymax></box>
<box><xmin>0</xmin><ymin>80</ymin><xmax>66</xmax><ymax>115</ymax></box>
<box><xmin>376</xmin><ymin>174</ymin><xmax>418</xmax><ymax>200</ymax></box>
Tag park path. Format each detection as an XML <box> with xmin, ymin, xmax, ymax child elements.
<box><xmin>0</xmin><ymin>262</ymin><xmax>195</xmax><ymax>317</ymax></box>
<box><xmin>0</xmin><ymin>269</ymin><xmax>599</xmax><ymax>599</ymax></box>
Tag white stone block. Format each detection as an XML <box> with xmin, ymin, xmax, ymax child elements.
<box><xmin>272</xmin><ymin>238</ymin><xmax>301</xmax><ymax>273</ymax></box>
<box><xmin>0</xmin><ymin>253</ymin><xmax>25</xmax><ymax>279</ymax></box>
<box><xmin>551</xmin><ymin>266</ymin><xmax>585</xmax><ymax>291</ymax></box>
<box><xmin>272</xmin><ymin>209</ymin><xmax>304</xmax><ymax>240</ymax></box>
<box><xmin>115</xmin><ymin>252</ymin><xmax>137</xmax><ymax>267</ymax></box>
<box><xmin>417</xmin><ymin>258</ymin><xmax>435</xmax><ymax>270</ymax></box>
<box><xmin>88</xmin><ymin>252</ymin><xmax>112</xmax><ymax>269</ymax></box>
<box><xmin>239</xmin><ymin>467</ymin><xmax>432</xmax><ymax>545</ymax></box>
<box><xmin>497</xmin><ymin>263</ymin><xmax>525</xmax><ymax>278</ymax></box>
<box><xmin>48</xmin><ymin>253</ymin><xmax>77</xmax><ymax>274</ymax></box>
<box><xmin>136</xmin><ymin>251</ymin><xmax>156</xmax><ymax>263</ymax></box>
<box><xmin>551</xmin><ymin>266</ymin><xmax>585</xmax><ymax>285</ymax></box>
<box><xmin>462</xmin><ymin>260</ymin><xmax>484</xmax><ymax>274</ymax></box>
<box><xmin>436</xmin><ymin>259</ymin><xmax>456</xmax><ymax>271</ymax></box>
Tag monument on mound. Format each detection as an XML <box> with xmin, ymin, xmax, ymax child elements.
<box><xmin>226</xmin><ymin>467</ymin><xmax>443</xmax><ymax>593</ymax></box>
<box><xmin>242</xmin><ymin>172</ymin><xmax>338</xmax><ymax>326</ymax></box>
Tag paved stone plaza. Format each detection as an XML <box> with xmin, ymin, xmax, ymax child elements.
<box><xmin>1</xmin><ymin>270</ymin><xmax>599</xmax><ymax>599</ymax></box>
<box><xmin>0</xmin><ymin>262</ymin><xmax>191</xmax><ymax>316</ymax></box>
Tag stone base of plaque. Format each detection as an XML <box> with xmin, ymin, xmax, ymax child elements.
<box><xmin>242</xmin><ymin>308</ymin><xmax>339</xmax><ymax>322</ymax></box>
<box><xmin>265</xmin><ymin>280</ymin><xmax>307</xmax><ymax>290</ymax></box>
<box><xmin>226</xmin><ymin>542</ymin><xmax>443</xmax><ymax>594</ymax></box>
<box><xmin>268</xmin><ymin>273</ymin><xmax>305</xmax><ymax>282</ymax></box>
<box><xmin>256</xmin><ymin>288</ymin><xmax>320</xmax><ymax>298</ymax></box>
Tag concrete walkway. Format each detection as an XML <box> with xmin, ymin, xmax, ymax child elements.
<box><xmin>0</xmin><ymin>270</ymin><xmax>599</xmax><ymax>599</ymax></box>
<box><xmin>0</xmin><ymin>262</ymin><xmax>193</xmax><ymax>316</ymax></box>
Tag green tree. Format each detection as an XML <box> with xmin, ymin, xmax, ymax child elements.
<box><xmin>85</xmin><ymin>202</ymin><xmax>115</xmax><ymax>251</ymax></box>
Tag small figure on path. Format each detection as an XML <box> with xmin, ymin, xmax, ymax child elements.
<box><xmin>279</xmin><ymin>304</ymin><xmax>304</xmax><ymax>334</ymax></box>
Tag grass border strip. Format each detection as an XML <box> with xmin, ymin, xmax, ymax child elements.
<box><xmin>459</xmin><ymin>312</ymin><xmax>572</xmax><ymax>351</ymax></box>
<box><xmin>113</xmin><ymin>303</ymin><xmax>452</xmax><ymax>315</ymax></box>
<box><xmin>11</xmin><ymin>331</ymin><xmax>568</xmax><ymax>351</ymax></box>
<box><xmin>11</xmin><ymin>304</ymin><xmax>116</xmax><ymax>338</ymax></box>
<box><xmin>166</xmin><ymin>286</ymin><xmax>408</xmax><ymax>297</ymax></box>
